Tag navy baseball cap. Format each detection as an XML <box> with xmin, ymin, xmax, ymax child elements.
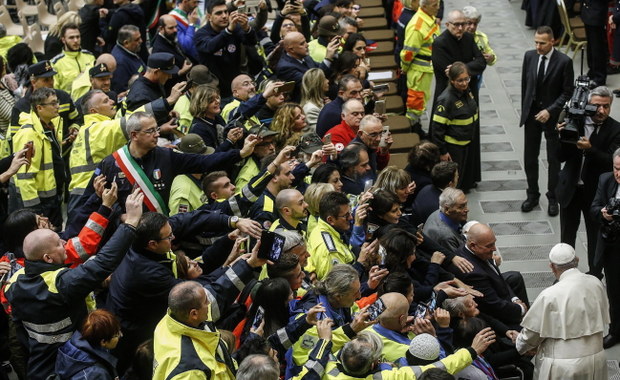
<box><xmin>89</xmin><ymin>63</ymin><xmax>112</xmax><ymax>78</ymax></box>
<box><xmin>28</xmin><ymin>61</ymin><xmax>57</xmax><ymax>78</ymax></box>
<box><xmin>147</xmin><ymin>52</ymin><xmax>179</xmax><ymax>75</ymax></box>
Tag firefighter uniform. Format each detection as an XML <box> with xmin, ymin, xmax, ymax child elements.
<box><xmin>4</xmin><ymin>224</ymin><xmax>136</xmax><ymax>380</ymax></box>
<box><xmin>168</xmin><ymin>174</ymin><xmax>205</xmax><ymax>215</ymax></box>
<box><xmin>11</xmin><ymin>111</ymin><xmax>66</xmax><ymax>226</ymax></box>
<box><xmin>400</xmin><ymin>7</ymin><xmax>439</xmax><ymax>123</ymax></box>
<box><xmin>430</xmin><ymin>86</ymin><xmax>479</xmax><ymax>190</ymax></box>
<box><xmin>474</xmin><ymin>30</ymin><xmax>497</xmax><ymax>66</ymax></box>
<box><xmin>68</xmin><ymin>113</ymin><xmax>128</xmax><ymax>197</ymax></box>
<box><xmin>323</xmin><ymin>347</ymin><xmax>477</xmax><ymax>380</ymax></box>
<box><xmin>365</xmin><ymin>324</ymin><xmax>415</xmax><ymax>362</ymax></box>
<box><xmin>153</xmin><ymin>311</ymin><xmax>236</xmax><ymax>380</ymax></box>
<box><xmin>248</xmin><ymin>189</ymin><xmax>277</xmax><ymax>229</ymax></box>
<box><xmin>50</xmin><ymin>49</ymin><xmax>96</xmax><ymax>93</ymax></box>
<box><xmin>235</xmin><ymin>156</ymin><xmax>261</xmax><ymax>198</ymax></box>
<box><xmin>306</xmin><ymin>218</ymin><xmax>355</xmax><ymax>281</ymax></box>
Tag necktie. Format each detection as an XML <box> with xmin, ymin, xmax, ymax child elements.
<box><xmin>536</xmin><ymin>55</ymin><xmax>546</xmax><ymax>94</ymax></box>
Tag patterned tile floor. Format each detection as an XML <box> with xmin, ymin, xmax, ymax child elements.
<box><xmin>441</xmin><ymin>0</ymin><xmax>620</xmax><ymax>369</ymax></box>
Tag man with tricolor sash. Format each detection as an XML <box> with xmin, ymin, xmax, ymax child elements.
<box><xmin>76</xmin><ymin>111</ymin><xmax>259</xmax><ymax>218</ymax></box>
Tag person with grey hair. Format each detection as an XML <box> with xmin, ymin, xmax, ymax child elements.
<box><xmin>516</xmin><ymin>243</ymin><xmax>609</xmax><ymax>377</ymax></box>
<box><xmin>423</xmin><ymin>188</ymin><xmax>471</xmax><ymax>255</ymax></box>
<box><xmin>237</xmin><ymin>354</ymin><xmax>280</xmax><ymax>380</ymax></box>
<box><xmin>111</xmin><ymin>25</ymin><xmax>146</xmax><ymax>93</ymax></box>
<box><xmin>350</xmin><ymin>114</ymin><xmax>393</xmax><ymax>178</ymax></box>
<box><xmin>325</xmin><ymin>98</ymin><xmax>366</xmax><ymax>153</ymax></box>
<box><xmin>556</xmin><ymin>85</ymin><xmax>620</xmax><ymax>279</ymax></box>
<box><xmin>75</xmin><ymin>111</ymin><xmax>261</xmax><ymax>218</ymax></box>
<box><xmin>591</xmin><ymin>147</ymin><xmax>620</xmax><ymax>348</ymax></box>
<box><xmin>288</xmin><ymin>264</ymin><xmax>376</xmax><ymax>376</ymax></box>
<box><xmin>325</xmin><ymin>328</ymin><xmax>497</xmax><ymax>379</ymax></box>
<box><xmin>463</xmin><ymin>6</ymin><xmax>496</xmax><ymax>67</ymax></box>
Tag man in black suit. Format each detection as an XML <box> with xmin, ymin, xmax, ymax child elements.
<box><xmin>520</xmin><ymin>26</ymin><xmax>574</xmax><ymax>216</ymax></box>
<box><xmin>450</xmin><ymin>223</ymin><xmax>528</xmax><ymax>329</ymax></box>
<box><xmin>151</xmin><ymin>15</ymin><xmax>193</xmax><ymax>89</ymax></box>
<box><xmin>591</xmin><ymin>148</ymin><xmax>620</xmax><ymax>348</ymax></box>
<box><xmin>581</xmin><ymin>0</ymin><xmax>608</xmax><ymax>86</ymax></box>
<box><xmin>275</xmin><ymin>31</ymin><xmax>338</xmax><ymax>102</ymax></box>
<box><xmin>557</xmin><ymin>86</ymin><xmax>620</xmax><ymax>277</ymax></box>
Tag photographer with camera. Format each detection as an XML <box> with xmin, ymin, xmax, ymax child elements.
<box><xmin>557</xmin><ymin>86</ymin><xmax>620</xmax><ymax>279</ymax></box>
<box><xmin>590</xmin><ymin>147</ymin><xmax>620</xmax><ymax>349</ymax></box>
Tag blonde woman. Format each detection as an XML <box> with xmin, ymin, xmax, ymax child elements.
<box><xmin>304</xmin><ymin>182</ymin><xmax>335</xmax><ymax>235</ymax></box>
<box><xmin>270</xmin><ymin>103</ymin><xmax>307</xmax><ymax>150</ymax></box>
<box><xmin>45</xmin><ymin>11</ymin><xmax>80</xmax><ymax>60</ymax></box>
<box><xmin>301</xmin><ymin>68</ymin><xmax>329</xmax><ymax>132</ymax></box>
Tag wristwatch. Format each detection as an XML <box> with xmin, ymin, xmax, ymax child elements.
<box><xmin>229</xmin><ymin>216</ymin><xmax>239</xmax><ymax>229</ymax></box>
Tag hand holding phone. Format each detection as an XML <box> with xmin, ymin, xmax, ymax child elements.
<box><xmin>257</xmin><ymin>230</ymin><xmax>286</xmax><ymax>262</ymax></box>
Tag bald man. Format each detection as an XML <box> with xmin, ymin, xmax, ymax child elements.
<box><xmin>364</xmin><ymin>293</ymin><xmax>418</xmax><ymax>362</ymax></box>
<box><xmin>270</xmin><ymin>189</ymin><xmax>309</xmax><ymax>234</ymax></box>
<box><xmin>221</xmin><ymin>74</ymin><xmax>281</xmax><ymax>125</ymax></box>
<box><xmin>276</xmin><ymin>31</ymin><xmax>339</xmax><ymax>102</ymax></box>
<box><xmin>4</xmin><ymin>190</ymin><xmax>143</xmax><ymax>380</ymax></box>
<box><xmin>450</xmin><ymin>223</ymin><xmax>528</xmax><ymax>329</ymax></box>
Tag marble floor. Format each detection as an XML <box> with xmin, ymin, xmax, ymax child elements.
<box><xmin>441</xmin><ymin>0</ymin><xmax>620</xmax><ymax>370</ymax></box>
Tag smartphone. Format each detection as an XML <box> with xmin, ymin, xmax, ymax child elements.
<box><xmin>252</xmin><ymin>306</ymin><xmax>265</xmax><ymax>330</ymax></box>
<box><xmin>372</xmin><ymin>84</ymin><xmax>389</xmax><ymax>93</ymax></box>
<box><xmin>237</xmin><ymin>4</ymin><xmax>247</xmax><ymax>13</ymax></box>
<box><xmin>257</xmin><ymin>230</ymin><xmax>286</xmax><ymax>262</ymax></box>
<box><xmin>374</xmin><ymin>100</ymin><xmax>386</xmax><ymax>114</ymax></box>
<box><xmin>379</xmin><ymin>125</ymin><xmax>389</xmax><ymax>148</ymax></box>
<box><xmin>23</xmin><ymin>141</ymin><xmax>33</xmax><ymax>171</ymax></box>
<box><xmin>322</xmin><ymin>134</ymin><xmax>332</xmax><ymax>145</ymax></box>
<box><xmin>413</xmin><ymin>303</ymin><xmax>427</xmax><ymax>319</ymax></box>
<box><xmin>274</xmin><ymin>81</ymin><xmax>296</xmax><ymax>94</ymax></box>
<box><xmin>366</xmin><ymin>298</ymin><xmax>386</xmax><ymax>321</ymax></box>
<box><xmin>363</xmin><ymin>179</ymin><xmax>373</xmax><ymax>193</ymax></box>
<box><xmin>416</xmin><ymin>223</ymin><xmax>424</xmax><ymax>235</ymax></box>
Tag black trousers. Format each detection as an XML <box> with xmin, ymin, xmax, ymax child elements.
<box><xmin>603</xmin><ymin>241</ymin><xmax>620</xmax><ymax>336</ymax></box>
<box><xmin>585</xmin><ymin>24</ymin><xmax>608</xmax><ymax>86</ymax></box>
<box><xmin>560</xmin><ymin>185</ymin><xmax>601</xmax><ymax>275</ymax></box>
<box><xmin>523</xmin><ymin>115</ymin><xmax>561</xmax><ymax>201</ymax></box>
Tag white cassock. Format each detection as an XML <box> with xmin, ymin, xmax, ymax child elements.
<box><xmin>516</xmin><ymin>268</ymin><xmax>610</xmax><ymax>380</ymax></box>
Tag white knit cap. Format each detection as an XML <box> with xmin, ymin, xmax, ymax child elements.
<box><xmin>549</xmin><ymin>243</ymin><xmax>576</xmax><ymax>265</ymax></box>
<box><xmin>408</xmin><ymin>333</ymin><xmax>440</xmax><ymax>361</ymax></box>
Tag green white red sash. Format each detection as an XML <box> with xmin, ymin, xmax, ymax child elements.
<box><xmin>112</xmin><ymin>145</ymin><xmax>169</xmax><ymax>215</ymax></box>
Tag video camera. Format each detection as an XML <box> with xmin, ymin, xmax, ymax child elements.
<box><xmin>601</xmin><ymin>198</ymin><xmax>620</xmax><ymax>241</ymax></box>
<box><xmin>559</xmin><ymin>75</ymin><xmax>598</xmax><ymax>143</ymax></box>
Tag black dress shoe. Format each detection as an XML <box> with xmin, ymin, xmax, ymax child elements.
<box><xmin>548</xmin><ymin>201</ymin><xmax>559</xmax><ymax>216</ymax></box>
<box><xmin>521</xmin><ymin>198</ymin><xmax>539</xmax><ymax>212</ymax></box>
<box><xmin>604</xmin><ymin>334</ymin><xmax>618</xmax><ymax>349</ymax></box>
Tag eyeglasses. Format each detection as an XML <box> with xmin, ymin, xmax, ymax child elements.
<box><xmin>140</xmin><ymin>126</ymin><xmax>161</xmax><ymax>135</ymax></box>
<box><xmin>156</xmin><ymin>232</ymin><xmax>175</xmax><ymax>241</ymax></box>
<box><xmin>466</xmin><ymin>21</ymin><xmax>478</xmax><ymax>26</ymax></box>
<box><xmin>336</xmin><ymin>211</ymin><xmax>352</xmax><ymax>219</ymax></box>
<box><xmin>454</xmin><ymin>76</ymin><xmax>471</xmax><ymax>84</ymax></box>
<box><xmin>362</xmin><ymin>130</ymin><xmax>384</xmax><ymax>138</ymax></box>
<box><xmin>40</xmin><ymin>101</ymin><xmax>59</xmax><ymax>107</ymax></box>
<box><xmin>449</xmin><ymin>22</ymin><xmax>467</xmax><ymax>28</ymax></box>
<box><xmin>282</xmin><ymin>23</ymin><xmax>296</xmax><ymax>28</ymax></box>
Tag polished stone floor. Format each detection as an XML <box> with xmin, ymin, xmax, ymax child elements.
<box><xmin>441</xmin><ymin>0</ymin><xmax>620</xmax><ymax>370</ymax></box>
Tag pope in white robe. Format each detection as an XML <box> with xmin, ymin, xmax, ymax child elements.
<box><xmin>516</xmin><ymin>243</ymin><xmax>609</xmax><ymax>380</ymax></box>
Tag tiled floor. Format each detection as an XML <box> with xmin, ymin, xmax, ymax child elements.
<box><xmin>441</xmin><ymin>0</ymin><xmax>620</xmax><ymax>371</ymax></box>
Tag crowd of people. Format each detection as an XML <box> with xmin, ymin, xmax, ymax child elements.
<box><xmin>0</xmin><ymin>0</ymin><xmax>617</xmax><ymax>379</ymax></box>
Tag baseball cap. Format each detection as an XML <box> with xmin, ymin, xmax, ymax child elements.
<box><xmin>29</xmin><ymin>61</ymin><xmax>57</xmax><ymax>78</ymax></box>
<box><xmin>177</xmin><ymin>133</ymin><xmax>215</xmax><ymax>155</ymax></box>
<box><xmin>147</xmin><ymin>52</ymin><xmax>179</xmax><ymax>75</ymax></box>
<box><xmin>89</xmin><ymin>63</ymin><xmax>112</xmax><ymax>78</ymax></box>
<box><xmin>549</xmin><ymin>243</ymin><xmax>576</xmax><ymax>265</ymax></box>
<box><xmin>298</xmin><ymin>132</ymin><xmax>323</xmax><ymax>154</ymax></box>
<box><xmin>317</xmin><ymin>15</ymin><xmax>342</xmax><ymax>38</ymax></box>
<box><xmin>249</xmin><ymin>125</ymin><xmax>279</xmax><ymax>138</ymax></box>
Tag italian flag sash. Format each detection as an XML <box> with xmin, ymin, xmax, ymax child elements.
<box><xmin>112</xmin><ymin>145</ymin><xmax>169</xmax><ymax>215</ymax></box>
